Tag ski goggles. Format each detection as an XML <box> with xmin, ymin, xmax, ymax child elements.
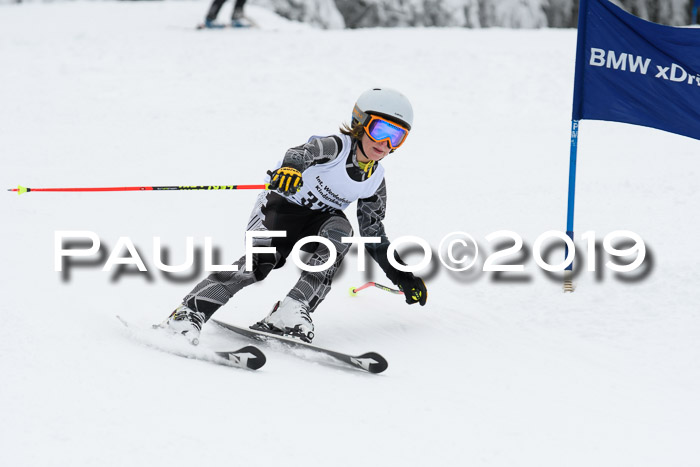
<box><xmin>363</xmin><ymin>115</ymin><xmax>409</xmax><ymax>149</ymax></box>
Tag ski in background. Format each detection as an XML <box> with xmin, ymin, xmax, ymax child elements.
<box><xmin>196</xmin><ymin>16</ymin><xmax>259</xmax><ymax>30</ymax></box>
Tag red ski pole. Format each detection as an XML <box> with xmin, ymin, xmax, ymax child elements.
<box><xmin>8</xmin><ymin>184</ymin><xmax>269</xmax><ymax>195</ymax></box>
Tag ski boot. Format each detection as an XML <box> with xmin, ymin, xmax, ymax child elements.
<box><xmin>160</xmin><ymin>304</ymin><xmax>206</xmax><ymax>345</ymax></box>
<box><xmin>231</xmin><ymin>8</ymin><xmax>252</xmax><ymax>28</ymax></box>
<box><xmin>203</xmin><ymin>19</ymin><xmax>226</xmax><ymax>29</ymax></box>
<box><xmin>231</xmin><ymin>17</ymin><xmax>252</xmax><ymax>28</ymax></box>
<box><xmin>253</xmin><ymin>296</ymin><xmax>314</xmax><ymax>343</ymax></box>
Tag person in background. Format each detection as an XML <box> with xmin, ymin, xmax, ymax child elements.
<box><xmin>204</xmin><ymin>0</ymin><xmax>249</xmax><ymax>28</ymax></box>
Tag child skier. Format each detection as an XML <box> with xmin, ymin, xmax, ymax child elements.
<box><xmin>164</xmin><ymin>87</ymin><xmax>428</xmax><ymax>343</ymax></box>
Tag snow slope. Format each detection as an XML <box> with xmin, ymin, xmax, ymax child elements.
<box><xmin>1</xmin><ymin>2</ymin><xmax>699</xmax><ymax>466</ymax></box>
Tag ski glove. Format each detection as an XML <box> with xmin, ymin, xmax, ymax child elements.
<box><xmin>395</xmin><ymin>273</ymin><xmax>428</xmax><ymax>306</ymax></box>
<box><xmin>267</xmin><ymin>167</ymin><xmax>303</xmax><ymax>195</ymax></box>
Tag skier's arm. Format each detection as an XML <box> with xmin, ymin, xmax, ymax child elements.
<box><xmin>281</xmin><ymin>136</ymin><xmax>344</xmax><ymax>172</ymax></box>
<box><xmin>268</xmin><ymin>136</ymin><xmax>344</xmax><ymax>195</ymax></box>
<box><xmin>357</xmin><ymin>180</ymin><xmax>427</xmax><ymax>306</ymax></box>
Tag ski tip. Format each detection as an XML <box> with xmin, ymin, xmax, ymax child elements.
<box><xmin>357</xmin><ymin>352</ymin><xmax>388</xmax><ymax>374</ymax></box>
<box><xmin>216</xmin><ymin>346</ymin><xmax>267</xmax><ymax>370</ymax></box>
<box><xmin>239</xmin><ymin>345</ymin><xmax>267</xmax><ymax>370</ymax></box>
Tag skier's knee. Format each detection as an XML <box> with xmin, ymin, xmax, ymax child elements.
<box><xmin>320</xmin><ymin>216</ymin><xmax>353</xmax><ymax>242</ymax></box>
<box><xmin>252</xmin><ymin>253</ymin><xmax>282</xmax><ymax>281</ymax></box>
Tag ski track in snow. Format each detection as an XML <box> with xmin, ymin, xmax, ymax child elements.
<box><xmin>1</xmin><ymin>1</ymin><xmax>699</xmax><ymax>466</ymax></box>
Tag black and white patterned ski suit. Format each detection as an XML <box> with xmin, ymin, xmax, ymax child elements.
<box><xmin>183</xmin><ymin>134</ymin><xmax>403</xmax><ymax>321</ymax></box>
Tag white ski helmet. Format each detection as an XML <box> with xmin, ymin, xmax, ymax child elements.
<box><xmin>352</xmin><ymin>87</ymin><xmax>413</xmax><ymax>131</ymax></box>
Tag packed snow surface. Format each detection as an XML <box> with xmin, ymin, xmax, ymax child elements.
<box><xmin>1</xmin><ymin>2</ymin><xmax>699</xmax><ymax>466</ymax></box>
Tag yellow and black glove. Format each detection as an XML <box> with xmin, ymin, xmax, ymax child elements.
<box><xmin>395</xmin><ymin>273</ymin><xmax>428</xmax><ymax>306</ymax></box>
<box><xmin>267</xmin><ymin>167</ymin><xmax>303</xmax><ymax>195</ymax></box>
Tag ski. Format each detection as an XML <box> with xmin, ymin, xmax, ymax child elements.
<box><xmin>211</xmin><ymin>319</ymin><xmax>388</xmax><ymax>374</ymax></box>
<box><xmin>117</xmin><ymin>316</ymin><xmax>266</xmax><ymax>370</ymax></box>
<box><xmin>213</xmin><ymin>346</ymin><xmax>266</xmax><ymax>370</ymax></box>
<box><xmin>196</xmin><ymin>17</ymin><xmax>258</xmax><ymax>30</ymax></box>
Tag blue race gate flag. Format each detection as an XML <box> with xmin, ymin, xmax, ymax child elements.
<box><xmin>572</xmin><ymin>0</ymin><xmax>700</xmax><ymax>141</ymax></box>
<box><xmin>564</xmin><ymin>0</ymin><xmax>700</xmax><ymax>291</ymax></box>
